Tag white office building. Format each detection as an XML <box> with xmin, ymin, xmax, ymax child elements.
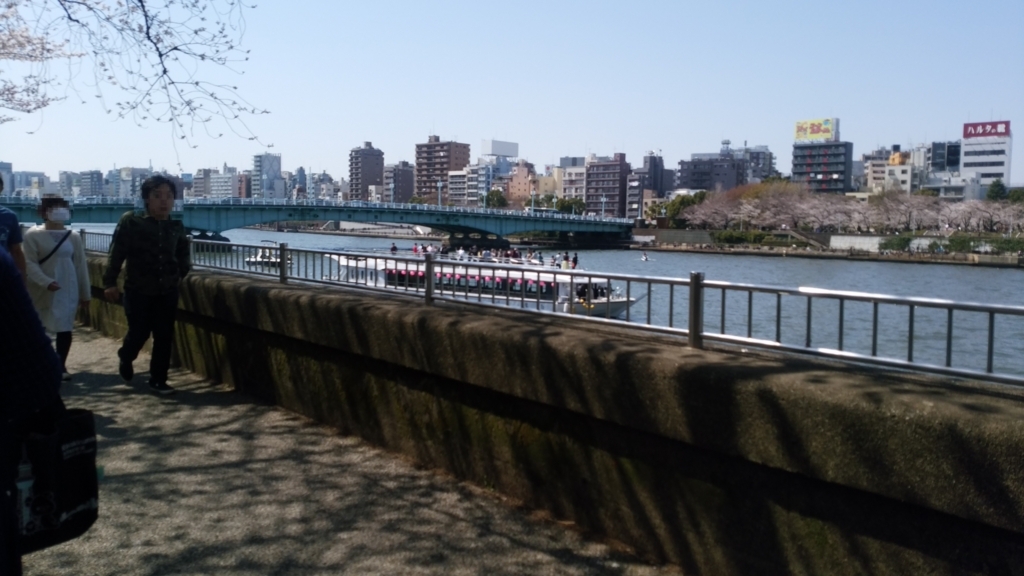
<box><xmin>960</xmin><ymin>121</ymin><xmax>1012</xmax><ymax>187</ymax></box>
<box><xmin>560</xmin><ymin>166</ymin><xmax>586</xmax><ymax>200</ymax></box>
<box><xmin>447</xmin><ymin>170</ymin><xmax>469</xmax><ymax>206</ymax></box>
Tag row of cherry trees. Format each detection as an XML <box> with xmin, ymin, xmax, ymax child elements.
<box><xmin>676</xmin><ymin>183</ymin><xmax>1024</xmax><ymax>234</ymax></box>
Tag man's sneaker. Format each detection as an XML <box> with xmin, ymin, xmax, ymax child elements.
<box><xmin>148</xmin><ymin>381</ymin><xmax>176</xmax><ymax>395</ymax></box>
<box><xmin>119</xmin><ymin>360</ymin><xmax>134</xmax><ymax>383</ymax></box>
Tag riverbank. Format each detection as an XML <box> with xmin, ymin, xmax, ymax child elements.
<box><xmin>635</xmin><ymin>244</ymin><xmax>1023</xmax><ymax>268</ymax></box>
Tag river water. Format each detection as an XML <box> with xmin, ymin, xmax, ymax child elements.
<box><xmin>80</xmin><ymin>224</ymin><xmax>1024</xmax><ymax>378</ymax></box>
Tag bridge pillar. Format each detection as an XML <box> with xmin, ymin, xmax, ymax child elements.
<box><xmin>446</xmin><ymin>233</ymin><xmax>510</xmax><ymax>250</ymax></box>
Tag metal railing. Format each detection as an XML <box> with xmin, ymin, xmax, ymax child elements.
<box><xmin>79</xmin><ymin>229</ymin><xmax>1024</xmax><ymax>386</ymax></box>
<box><xmin>3</xmin><ymin>196</ymin><xmax>632</xmax><ymax>224</ymax></box>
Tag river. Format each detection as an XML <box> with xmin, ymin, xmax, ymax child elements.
<box><xmin>79</xmin><ymin>224</ymin><xmax>1024</xmax><ymax>377</ymax></box>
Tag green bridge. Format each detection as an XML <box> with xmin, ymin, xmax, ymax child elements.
<box><xmin>2</xmin><ymin>197</ymin><xmax>634</xmax><ymax>246</ymax></box>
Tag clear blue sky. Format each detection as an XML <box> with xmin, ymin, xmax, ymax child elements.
<box><xmin>3</xmin><ymin>0</ymin><xmax>1023</xmax><ymax>185</ymax></box>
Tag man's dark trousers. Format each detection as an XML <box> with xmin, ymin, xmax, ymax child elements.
<box><xmin>119</xmin><ymin>290</ymin><xmax>180</xmax><ymax>384</ymax></box>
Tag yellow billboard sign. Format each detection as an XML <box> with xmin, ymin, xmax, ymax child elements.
<box><xmin>794</xmin><ymin>118</ymin><xmax>838</xmax><ymax>142</ymax></box>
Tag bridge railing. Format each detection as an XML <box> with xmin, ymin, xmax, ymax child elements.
<box><xmin>78</xmin><ymin>230</ymin><xmax>1024</xmax><ymax>386</ymax></box>
<box><xmin>4</xmin><ymin>196</ymin><xmax>632</xmax><ymax>224</ymax></box>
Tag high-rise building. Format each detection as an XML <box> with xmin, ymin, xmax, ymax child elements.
<box><xmin>348</xmin><ymin>142</ymin><xmax>384</xmax><ymax>201</ymax></box>
<box><xmin>415</xmin><ymin>135</ymin><xmax>470</xmax><ymax>202</ymax></box>
<box><xmin>559</xmin><ymin>157</ymin><xmax>586</xmax><ymax>169</ymax></box>
<box><xmin>78</xmin><ymin>170</ymin><xmax>105</xmax><ymax>197</ymax></box>
<box><xmin>791</xmin><ymin>141</ymin><xmax>855</xmax><ymax>193</ymax></box>
<box><xmin>252</xmin><ymin>153</ymin><xmax>283</xmax><ymax>199</ymax></box>
<box><xmin>209</xmin><ymin>172</ymin><xmax>238</xmax><ymax>199</ymax></box>
<box><xmin>384</xmin><ymin>161</ymin><xmax>415</xmax><ymax>204</ymax></box>
<box><xmin>960</xmin><ymin>121</ymin><xmax>1012</xmax><ymax>187</ymax></box>
<box><xmin>585</xmin><ymin>153</ymin><xmax>630</xmax><ymax>217</ymax></box>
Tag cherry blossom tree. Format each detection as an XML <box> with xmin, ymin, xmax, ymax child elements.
<box><xmin>0</xmin><ymin>0</ymin><xmax>265</xmax><ymax>146</ymax></box>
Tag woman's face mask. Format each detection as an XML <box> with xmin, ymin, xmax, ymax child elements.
<box><xmin>47</xmin><ymin>207</ymin><xmax>70</xmax><ymax>223</ymax></box>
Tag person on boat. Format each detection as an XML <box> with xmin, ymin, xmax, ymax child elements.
<box><xmin>390</xmin><ymin>243</ymin><xmax>397</xmax><ymax>255</ymax></box>
<box><xmin>641</xmin><ymin>251</ymin><xmax>649</xmax><ymax>262</ymax></box>
<box><xmin>412</xmin><ymin>243</ymin><xmax>420</xmax><ymax>254</ymax></box>
<box><xmin>572</xmin><ymin>253</ymin><xmax>578</xmax><ymax>269</ymax></box>
<box><xmin>561</xmin><ymin>255</ymin><xmax>571</xmax><ymax>270</ymax></box>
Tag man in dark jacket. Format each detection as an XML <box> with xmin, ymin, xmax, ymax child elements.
<box><xmin>103</xmin><ymin>175</ymin><xmax>190</xmax><ymax>395</ymax></box>
<box><xmin>0</xmin><ymin>246</ymin><xmax>64</xmax><ymax>576</ymax></box>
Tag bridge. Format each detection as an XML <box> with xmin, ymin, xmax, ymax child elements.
<box><xmin>1</xmin><ymin>197</ymin><xmax>634</xmax><ymax>246</ymax></box>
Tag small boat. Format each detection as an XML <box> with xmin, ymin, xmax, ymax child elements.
<box><xmin>245</xmin><ymin>241</ymin><xmax>290</xmax><ymax>268</ymax></box>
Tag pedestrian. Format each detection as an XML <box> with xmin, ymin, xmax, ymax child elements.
<box><xmin>1</xmin><ymin>245</ymin><xmax>65</xmax><ymax>576</ymax></box>
<box><xmin>22</xmin><ymin>197</ymin><xmax>91</xmax><ymax>381</ymax></box>
<box><xmin>0</xmin><ymin>178</ymin><xmax>26</xmax><ymax>279</ymax></box>
<box><xmin>103</xmin><ymin>175</ymin><xmax>190</xmax><ymax>395</ymax></box>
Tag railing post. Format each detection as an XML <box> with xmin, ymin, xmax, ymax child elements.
<box><xmin>79</xmin><ymin>228</ymin><xmax>86</xmax><ymax>251</ymax></box>
<box><xmin>688</xmin><ymin>271</ymin><xmax>705</xmax><ymax>349</ymax></box>
<box><xmin>187</xmin><ymin>235</ymin><xmax>194</xmax><ymax>267</ymax></box>
<box><xmin>279</xmin><ymin>242</ymin><xmax>289</xmax><ymax>284</ymax></box>
<box><xmin>423</xmin><ymin>253</ymin><xmax>435</xmax><ymax>305</ymax></box>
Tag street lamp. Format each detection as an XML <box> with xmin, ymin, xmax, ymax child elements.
<box><xmin>436</xmin><ymin>178</ymin><xmax>443</xmax><ymax>207</ymax></box>
<box><xmin>530</xmin><ymin>187</ymin><xmax>536</xmax><ymax>213</ymax></box>
<box><xmin>389</xmin><ymin>181</ymin><xmax>395</xmax><ymax>205</ymax></box>
<box><xmin>601</xmin><ymin>195</ymin><xmax>607</xmax><ymax>217</ymax></box>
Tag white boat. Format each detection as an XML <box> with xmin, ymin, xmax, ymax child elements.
<box><xmin>325</xmin><ymin>252</ymin><xmax>638</xmax><ymax>318</ymax></box>
<box><xmin>245</xmin><ymin>241</ymin><xmax>290</xmax><ymax>268</ymax></box>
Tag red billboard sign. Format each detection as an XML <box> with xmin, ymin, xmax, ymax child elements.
<box><xmin>963</xmin><ymin>121</ymin><xmax>1011</xmax><ymax>139</ymax></box>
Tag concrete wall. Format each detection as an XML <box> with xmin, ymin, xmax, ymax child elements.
<box><xmin>633</xmin><ymin>229</ymin><xmax>714</xmax><ymax>245</ymax></box>
<box><xmin>830</xmin><ymin>235</ymin><xmax>936</xmax><ymax>252</ymax></box>
<box><xmin>85</xmin><ymin>257</ymin><xmax>1024</xmax><ymax>575</ymax></box>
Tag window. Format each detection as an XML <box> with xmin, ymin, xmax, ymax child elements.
<box><xmin>963</xmin><ymin>149</ymin><xmax>1005</xmax><ymax>156</ymax></box>
<box><xmin>963</xmin><ymin>161</ymin><xmax>1005</xmax><ymax>168</ymax></box>
<box><xmin>980</xmin><ymin>173</ymin><xmax>1005</xmax><ymax>178</ymax></box>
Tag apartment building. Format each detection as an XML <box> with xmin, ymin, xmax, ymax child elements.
<box><xmin>415</xmin><ymin>135</ymin><xmax>470</xmax><ymax>202</ymax></box>
<box><xmin>348</xmin><ymin>142</ymin><xmax>385</xmax><ymax>201</ymax></box>
<box><xmin>585</xmin><ymin>153</ymin><xmax>629</xmax><ymax>217</ymax></box>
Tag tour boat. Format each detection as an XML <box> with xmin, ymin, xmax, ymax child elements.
<box><xmin>326</xmin><ymin>253</ymin><xmax>638</xmax><ymax>318</ymax></box>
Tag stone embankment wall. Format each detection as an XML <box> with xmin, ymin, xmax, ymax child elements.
<box><xmin>85</xmin><ymin>257</ymin><xmax>1024</xmax><ymax>575</ymax></box>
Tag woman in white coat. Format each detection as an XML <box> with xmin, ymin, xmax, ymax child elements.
<box><xmin>23</xmin><ymin>197</ymin><xmax>91</xmax><ymax>380</ymax></box>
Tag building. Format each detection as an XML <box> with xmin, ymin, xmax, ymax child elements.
<box><xmin>507</xmin><ymin>160</ymin><xmax>537</xmax><ymax>209</ymax></box>
<box><xmin>585</xmin><ymin>153</ymin><xmax>630</xmax><ymax>217</ymax></box>
<box><xmin>348</xmin><ymin>142</ymin><xmax>385</xmax><ymax>201</ymax></box>
<box><xmin>928</xmin><ymin>142</ymin><xmax>961</xmax><ymax>173</ymax></box>
<box><xmin>920</xmin><ymin>171</ymin><xmax>983</xmax><ymax>201</ymax></box>
<box><xmin>447</xmin><ymin>170</ymin><xmax>469</xmax><ymax>206</ymax></box>
<box><xmin>117</xmin><ymin>167</ymin><xmax>152</xmax><ymax>199</ymax></box>
<box><xmin>792</xmin><ymin>141</ymin><xmax>854</xmax><ymax>193</ymax></box>
<box><xmin>209</xmin><ymin>172</ymin><xmax>238</xmax><ymax>199</ymax></box>
<box><xmin>191</xmin><ymin>168</ymin><xmax>217</xmax><ymax>198</ymax></box>
<box><xmin>559</xmin><ymin>157</ymin><xmax>586</xmax><ymax>169</ymax></box>
<box><xmin>252</xmin><ymin>153</ymin><xmax>284</xmax><ymax>199</ymax></box>
<box><xmin>960</xmin><ymin>121</ymin><xmax>1012</xmax><ymax>187</ymax></box>
<box><xmin>415</xmin><ymin>135</ymin><xmax>471</xmax><ymax>202</ymax></box>
<box><xmin>883</xmin><ymin>164</ymin><xmax>913</xmax><ymax>194</ymax></box>
<box><xmin>481</xmin><ymin>139</ymin><xmax>519</xmax><ymax>158</ymax></box>
<box><xmin>78</xmin><ymin>170</ymin><xmax>105</xmax><ymax>197</ymax></box>
<box><xmin>383</xmin><ymin>161</ymin><xmax>415</xmax><ymax>204</ymax></box>
<box><xmin>561</xmin><ymin>166</ymin><xmax>586</xmax><ymax>200</ymax></box>
<box><xmin>676</xmin><ymin>157</ymin><xmax>748</xmax><ymax>191</ymax></box>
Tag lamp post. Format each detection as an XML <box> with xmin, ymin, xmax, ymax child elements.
<box><xmin>389</xmin><ymin>181</ymin><xmax>395</xmax><ymax>205</ymax></box>
<box><xmin>437</xmin><ymin>178</ymin><xmax>443</xmax><ymax>207</ymax></box>
<box><xmin>530</xmin><ymin>187</ymin><xmax>536</xmax><ymax>213</ymax></box>
<box><xmin>602</xmin><ymin>195</ymin><xmax>607</xmax><ymax>217</ymax></box>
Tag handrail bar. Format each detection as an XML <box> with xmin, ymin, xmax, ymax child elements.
<box><xmin>703</xmin><ymin>280</ymin><xmax>1024</xmax><ymax>316</ymax></box>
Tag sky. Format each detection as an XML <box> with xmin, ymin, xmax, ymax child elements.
<box><xmin>2</xmin><ymin>0</ymin><xmax>1023</xmax><ymax>185</ymax></box>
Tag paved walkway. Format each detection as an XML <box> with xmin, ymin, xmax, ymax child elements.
<box><xmin>22</xmin><ymin>329</ymin><xmax>671</xmax><ymax>576</ymax></box>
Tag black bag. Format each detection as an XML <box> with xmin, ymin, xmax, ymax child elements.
<box><xmin>16</xmin><ymin>408</ymin><xmax>99</xmax><ymax>554</ymax></box>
